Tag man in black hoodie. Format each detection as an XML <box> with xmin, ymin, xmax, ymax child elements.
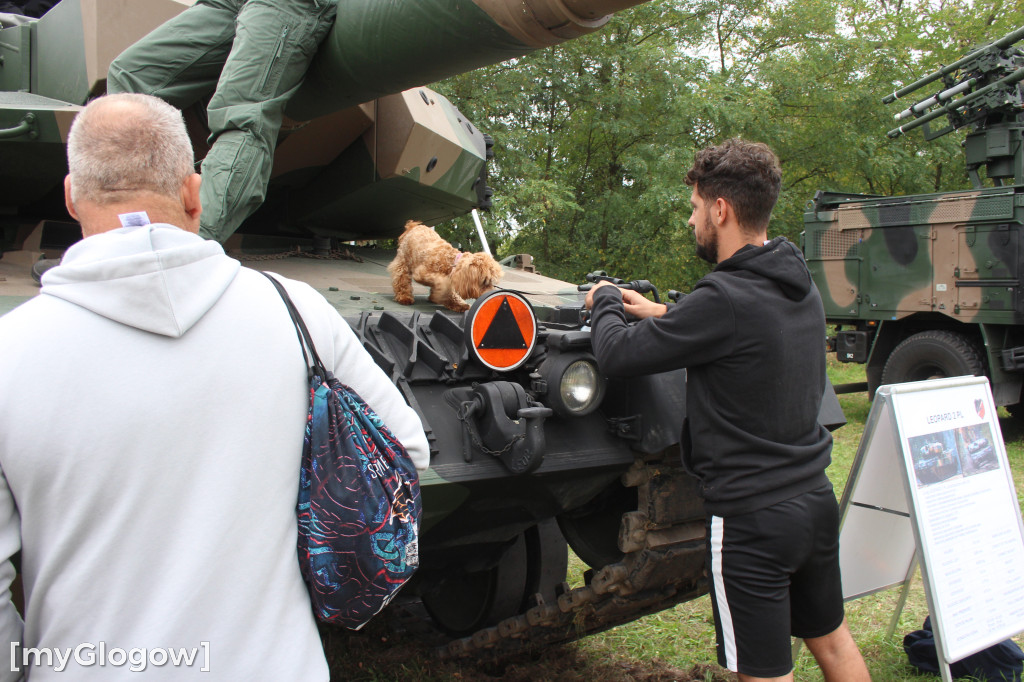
<box><xmin>585</xmin><ymin>139</ymin><xmax>869</xmax><ymax>681</ymax></box>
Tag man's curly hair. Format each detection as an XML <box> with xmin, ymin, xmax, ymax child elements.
<box><xmin>684</xmin><ymin>138</ymin><xmax>781</xmax><ymax>232</ymax></box>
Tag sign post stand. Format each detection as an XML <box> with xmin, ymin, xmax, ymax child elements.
<box><xmin>838</xmin><ymin>376</ymin><xmax>1024</xmax><ymax>680</ymax></box>
<box><xmin>883</xmin><ymin>550</ymin><xmax>918</xmax><ymax>640</ymax></box>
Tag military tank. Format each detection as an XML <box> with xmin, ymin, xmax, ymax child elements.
<box><xmin>0</xmin><ymin>0</ymin><xmax>844</xmax><ymax>659</ymax></box>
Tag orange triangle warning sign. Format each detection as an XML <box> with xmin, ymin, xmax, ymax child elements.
<box><xmin>469</xmin><ymin>293</ymin><xmax>536</xmax><ymax>370</ymax></box>
<box><xmin>479</xmin><ymin>297</ymin><xmax>528</xmax><ymax>350</ymax></box>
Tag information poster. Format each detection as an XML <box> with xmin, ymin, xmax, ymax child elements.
<box><xmin>890</xmin><ymin>379</ymin><xmax>1024</xmax><ymax>662</ymax></box>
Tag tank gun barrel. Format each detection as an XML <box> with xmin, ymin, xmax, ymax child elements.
<box><xmin>562</xmin><ymin>0</ymin><xmax>649</xmax><ymax>17</ymax></box>
<box><xmin>882</xmin><ymin>25</ymin><xmax>1024</xmax><ymax>104</ymax></box>
<box><xmin>886</xmin><ymin>65</ymin><xmax>1024</xmax><ymax>138</ymax></box>
<box><xmin>286</xmin><ymin>0</ymin><xmax>651</xmax><ymax>121</ymax></box>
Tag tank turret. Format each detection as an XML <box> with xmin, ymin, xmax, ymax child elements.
<box><xmin>0</xmin><ymin>0</ymin><xmax>651</xmax><ymax>246</ymax></box>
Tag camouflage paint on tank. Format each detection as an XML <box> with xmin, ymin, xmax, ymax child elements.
<box><xmin>804</xmin><ymin>186</ymin><xmax>1024</xmax><ymax>325</ymax></box>
<box><xmin>270</xmin><ymin>104</ymin><xmax>375</xmax><ymax>184</ymax></box>
<box><xmin>1</xmin><ymin>0</ymin><xmax>644</xmax><ymax>243</ymax></box>
<box><xmin>0</xmin><ymin>0</ymin><xmax>189</xmax><ymax>105</ymax></box>
<box><xmin>286</xmin><ymin>86</ymin><xmax>488</xmax><ymax>238</ymax></box>
<box><xmin>373</xmin><ymin>89</ymin><xmax>486</xmax><ymax>203</ymax></box>
<box><xmin>0</xmin><ymin>0</ymin><xmax>189</xmax><ymax>209</ymax></box>
<box><xmin>0</xmin><ymin>92</ymin><xmax>80</xmax><ymax>203</ymax></box>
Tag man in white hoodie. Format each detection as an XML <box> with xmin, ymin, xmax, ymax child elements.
<box><xmin>0</xmin><ymin>93</ymin><xmax>430</xmax><ymax>680</ymax></box>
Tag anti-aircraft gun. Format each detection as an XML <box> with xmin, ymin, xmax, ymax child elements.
<box><xmin>0</xmin><ymin>0</ymin><xmax>744</xmax><ymax>660</ymax></box>
<box><xmin>804</xmin><ymin>26</ymin><xmax>1024</xmax><ymax>411</ymax></box>
<box><xmin>885</xmin><ymin>26</ymin><xmax>1024</xmax><ymax>187</ymax></box>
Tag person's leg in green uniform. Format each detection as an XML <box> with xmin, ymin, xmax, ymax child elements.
<box><xmin>106</xmin><ymin>0</ymin><xmax>239</xmax><ymax>111</ymax></box>
<box><xmin>198</xmin><ymin>0</ymin><xmax>337</xmax><ymax>242</ymax></box>
<box><xmin>109</xmin><ymin>0</ymin><xmax>338</xmax><ymax>242</ymax></box>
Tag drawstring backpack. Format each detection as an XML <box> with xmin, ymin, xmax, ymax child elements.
<box><xmin>263</xmin><ymin>272</ymin><xmax>422</xmax><ymax>629</ymax></box>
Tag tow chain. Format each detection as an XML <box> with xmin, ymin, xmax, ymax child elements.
<box><xmin>435</xmin><ymin>454</ymin><xmax>708</xmax><ymax>659</ymax></box>
<box><xmin>454</xmin><ymin>400</ymin><xmax>525</xmax><ymax>459</ymax></box>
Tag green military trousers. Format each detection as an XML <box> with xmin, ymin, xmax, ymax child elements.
<box><xmin>107</xmin><ymin>0</ymin><xmax>337</xmax><ymax>242</ymax></box>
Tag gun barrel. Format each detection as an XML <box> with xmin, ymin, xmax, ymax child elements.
<box><xmin>287</xmin><ymin>0</ymin><xmax>651</xmax><ymax>121</ymax></box>
<box><xmin>887</xmin><ymin>66</ymin><xmax>1024</xmax><ymax>138</ymax></box>
<box><xmin>562</xmin><ymin>0</ymin><xmax>650</xmax><ymax>19</ymax></box>
<box><xmin>882</xmin><ymin>25</ymin><xmax>1024</xmax><ymax>104</ymax></box>
<box><xmin>894</xmin><ymin>78</ymin><xmax>976</xmax><ymax>121</ymax></box>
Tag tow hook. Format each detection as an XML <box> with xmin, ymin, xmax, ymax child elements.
<box><xmin>447</xmin><ymin>382</ymin><xmax>553</xmax><ymax>474</ymax></box>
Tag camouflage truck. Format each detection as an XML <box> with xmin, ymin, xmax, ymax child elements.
<box><xmin>804</xmin><ymin>26</ymin><xmax>1024</xmax><ymax>410</ymax></box>
<box><xmin>0</xmin><ymin>0</ymin><xmax>748</xmax><ymax>659</ymax></box>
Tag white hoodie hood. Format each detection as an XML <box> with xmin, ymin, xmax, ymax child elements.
<box><xmin>40</xmin><ymin>224</ymin><xmax>240</xmax><ymax>337</ymax></box>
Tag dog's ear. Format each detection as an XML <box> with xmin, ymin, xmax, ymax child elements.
<box><xmin>449</xmin><ymin>255</ymin><xmax>476</xmax><ymax>299</ymax></box>
<box><xmin>487</xmin><ymin>259</ymin><xmax>504</xmax><ymax>286</ymax></box>
<box><xmin>452</xmin><ymin>254</ymin><xmax>503</xmax><ymax>299</ymax></box>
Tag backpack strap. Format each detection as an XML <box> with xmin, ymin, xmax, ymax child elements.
<box><xmin>261</xmin><ymin>271</ymin><xmax>330</xmax><ymax>381</ymax></box>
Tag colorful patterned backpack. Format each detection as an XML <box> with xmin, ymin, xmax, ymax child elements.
<box><xmin>263</xmin><ymin>273</ymin><xmax>422</xmax><ymax>629</ymax></box>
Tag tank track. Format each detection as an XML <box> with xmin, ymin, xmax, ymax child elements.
<box><xmin>436</xmin><ymin>454</ymin><xmax>708</xmax><ymax>659</ymax></box>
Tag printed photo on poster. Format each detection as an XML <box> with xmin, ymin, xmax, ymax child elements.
<box><xmin>907</xmin><ymin>431</ymin><xmax>962</xmax><ymax>487</ymax></box>
<box><xmin>956</xmin><ymin>422</ymin><xmax>999</xmax><ymax>476</ymax></box>
<box><xmin>906</xmin><ymin>422</ymin><xmax>999</xmax><ymax>488</ymax></box>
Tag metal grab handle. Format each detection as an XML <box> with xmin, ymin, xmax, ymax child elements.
<box><xmin>578</xmin><ymin>275</ymin><xmax>662</xmax><ymax>303</ymax></box>
<box><xmin>0</xmin><ymin>113</ymin><xmax>37</xmax><ymax>140</ymax></box>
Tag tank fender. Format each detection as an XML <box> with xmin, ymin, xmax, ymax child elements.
<box><xmin>601</xmin><ymin>370</ymin><xmax>686</xmax><ymax>455</ymax></box>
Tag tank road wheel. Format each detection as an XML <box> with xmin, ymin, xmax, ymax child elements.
<box><xmin>557</xmin><ymin>480</ymin><xmax>636</xmax><ymax>570</ymax></box>
<box><xmin>881</xmin><ymin>330</ymin><xmax>985</xmax><ymax>387</ymax></box>
<box><xmin>421</xmin><ymin>521</ymin><xmax>568</xmax><ymax>636</ymax></box>
<box><xmin>524</xmin><ymin>518</ymin><xmax>570</xmax><ymax>607</ymax></box>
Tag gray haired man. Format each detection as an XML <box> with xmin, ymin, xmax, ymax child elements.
<box><xmin>0</xmin><ymin>94</ymin><xmax>428</xmax><ymax>680</ymax></box>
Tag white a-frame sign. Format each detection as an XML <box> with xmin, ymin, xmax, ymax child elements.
<box><xmin>838</xmin><ymin>376</ymin><xmax>1024</xmax><ymax>682</ymax></box>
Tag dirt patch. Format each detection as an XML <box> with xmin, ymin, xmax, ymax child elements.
<box><xmin>320</xmin><ymin>621</ymin><xmax>730</xmax><ymax>681</ymax></box>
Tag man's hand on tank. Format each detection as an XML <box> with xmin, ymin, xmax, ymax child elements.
<box><xmin>584</xmin><ymin>280</ymin><xmax>621</xmax><ymax>309</ymax></box>
<box><xmin>621</xmin><ymin>289</ymin><xmax>667</xmax><ymax>319</ymax></box>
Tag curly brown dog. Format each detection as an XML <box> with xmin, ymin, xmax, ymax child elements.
<box><xmin>387</xmin><ymin>221</ymin><xmax>503</xmax><ymax>312</ymax></box>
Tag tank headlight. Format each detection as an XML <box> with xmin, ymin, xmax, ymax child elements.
<box><xmin>539</xmin><ymin>354</ymin><xmax>606</xmax><ymax>417</ymax></box>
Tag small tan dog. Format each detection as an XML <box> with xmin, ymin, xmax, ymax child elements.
<box><xmin>388</xmin><ymin>220</ymin><xmax>503</xmax><ymax>312</ymax></box>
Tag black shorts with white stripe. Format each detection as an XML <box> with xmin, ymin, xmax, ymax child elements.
<box><xmin>706</xmin><ymin>484</ymin><xmax>845</xmax><ymax>677</ymax></box>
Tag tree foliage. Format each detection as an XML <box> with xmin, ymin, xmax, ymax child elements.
<box><xmin>433</xmin><ymin>0</ymin><xmax>1024</xmax><ymax>293</ymax></box>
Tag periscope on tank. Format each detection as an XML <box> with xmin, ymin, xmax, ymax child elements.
<box><xmin>907</xmin><ymin>423</ymin><xmax>1000</xmax><ymax>488</ymax></box>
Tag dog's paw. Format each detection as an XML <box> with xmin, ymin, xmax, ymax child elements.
<box><xmin>446</xmin><ymin>301</ymin><xmax>470</xmax><ymax>312</ymax></box>
<box><xmin>394</xmin><ymin>294</ymin><xmax>414</xmax><ymax>305</ymax></box>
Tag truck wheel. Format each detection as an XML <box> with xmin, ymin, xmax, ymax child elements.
<box><xmin>881</xmin><ymin>330</ymin><xmax>985</xmax><ymax>387</ymax></box>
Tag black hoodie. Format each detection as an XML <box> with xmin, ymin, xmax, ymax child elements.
<box><xmin>590</xmin><ymin>236</ymin><xmax>831</xmax><ymax>516</ymax></box>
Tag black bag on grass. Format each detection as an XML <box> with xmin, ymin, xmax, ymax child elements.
<box><xmin>904</xmin><ymin>616</ymin><xmax>1024</xmax><ymax>681</ymax></box>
